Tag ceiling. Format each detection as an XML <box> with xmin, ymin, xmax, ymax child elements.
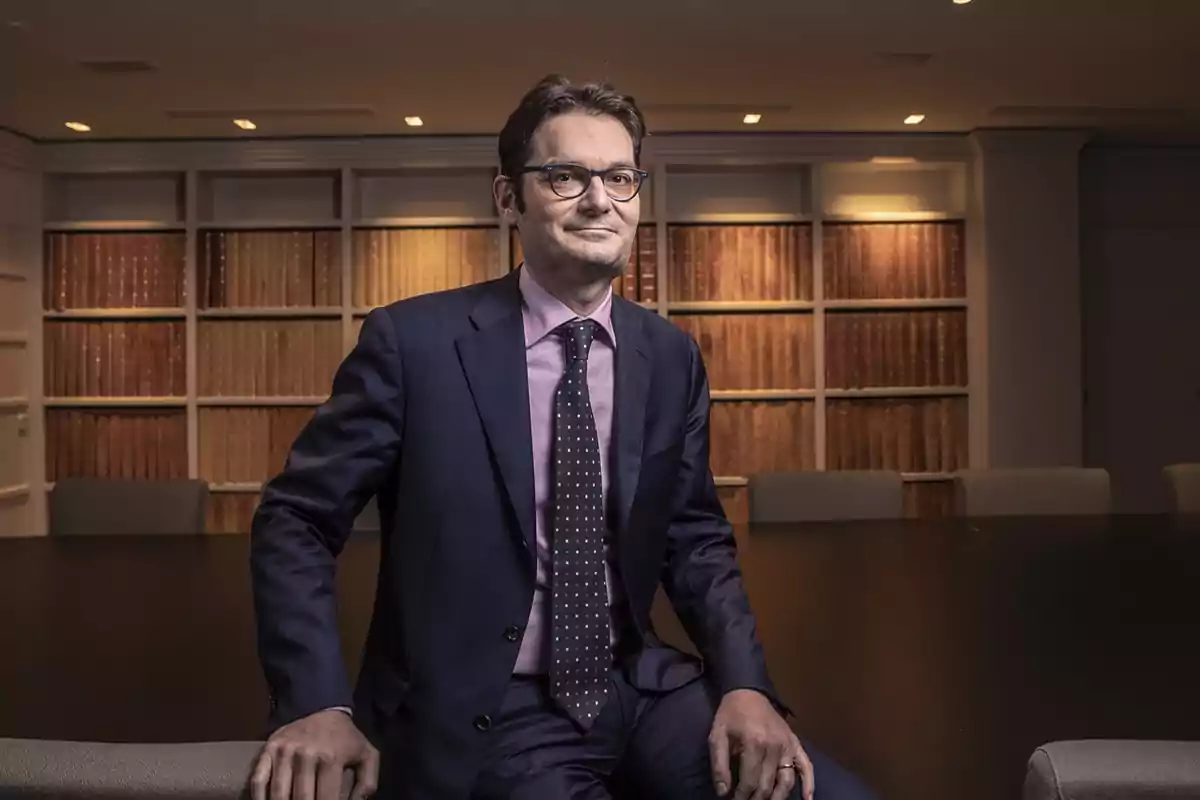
<box><xmin>2</xmin><ymin>0</ymin><xmax>1199</xmax><ymax>143</ymax></box>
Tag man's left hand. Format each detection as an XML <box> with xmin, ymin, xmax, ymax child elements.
<box><xmin>708</xmin><ymin>689</ymin><xmax>814</xmax><ymax>800</ymax></box>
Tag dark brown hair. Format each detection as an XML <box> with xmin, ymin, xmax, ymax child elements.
<box><xmin>498</xmin><ymin>74</ymin><xmax>647</xmax><ymax>210</ymax></box>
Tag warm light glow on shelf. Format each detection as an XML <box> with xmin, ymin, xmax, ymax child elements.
<box><xmin>904</xmin><ymin>114</ymin><xmax>926</xmax><ymax>125</ymax></box>
<box><xmin>743</xmin><ymin>113</ymin><xmax>762</xmax><ymax>124</ymax></box>
<box><xmin>233</xmin><ymin>119</ymin><xmax>257</xmax><ymax>130</ymax></box>
<box><xmin>871</xmin><ymin>157</ymin><xmax>918</xmax><ymax>164</ymax></box>
<box><xmin>64</xmin><ymin>122</ymin><xmax>90</xmax><ymax>132</ymax></box>
<box><xmin>405</xmin><ymin>116</ymin><xmax>424</xmax><ymax>127</ymax></box>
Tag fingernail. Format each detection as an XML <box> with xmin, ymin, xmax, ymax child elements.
<box><xmin>716</xmin><ymin>782</ymin><xmax>727</xmax><ymax>796</ymax></box>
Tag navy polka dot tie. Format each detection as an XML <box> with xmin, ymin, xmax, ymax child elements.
<box><xmin>549</xmin><ymin>318</ymin><xmax>612</xmax><ymax>728</ymax></box>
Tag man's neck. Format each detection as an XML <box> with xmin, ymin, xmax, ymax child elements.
<box><xmin>524</xmin><ymin>262</ymin><xmax>610</xmax><ymax>317</ymax></box>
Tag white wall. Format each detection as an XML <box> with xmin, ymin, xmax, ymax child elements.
<box><xmin>0</xmin><ymin>129</ymin><xmax>41</xmax><ymax>536</ymax></box>
<box><xmin>970</xmin><ymin>130</ymin><xmax>1089</xmax><ymax>469</ymax></box>
<box><xmin>1081</xmin><ymin>145</ymin><xmax>1200</xmax><ymax>513</ymax></box>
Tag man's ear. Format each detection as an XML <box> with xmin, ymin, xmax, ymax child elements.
<box><xmin>493</xmin><ymin>175</ymin><xmax>520</xmax><ymax>220</ymax></box>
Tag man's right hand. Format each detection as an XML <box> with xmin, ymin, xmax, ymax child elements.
<box><xmin>249</xmin><ymin>709</ymin><xmax>380</xmax><ymax>800</ymax></box>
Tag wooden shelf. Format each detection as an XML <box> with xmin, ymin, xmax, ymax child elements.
<box><xmin>0</xmin><ymin>484</ymin><xmax>30</xmax><ymax>501</ymax></box>
<box><xmin>44</xmin><ymin>308</ymin><xmax>187</xmax><ymax>320</ymax></box>
<box><xmin>196</xmin><ymin>396</ymin><xmax>328</xmax><ymax>407</ymax></box>
<box><xmin>902</xmin><ymin>472</ymin><xmax>954</xmax><ymax>482</ymax></box>
<box><xmin>0</xmin><ymin>332</ymin><xmax>28</xmax><ymax>345</ymax></box>
<box><xmin>714</xmin><ymin>476</ymin><xmax>750</xmax><ymax>488</ymax></box>
<box><xmin>196</xmin><ymin>307</ymin><xmax>343</xmax><ymax>319</ymax></box>
<box><xmin>44</xmin><ymin>221</ymin><xmax>185</xmax><ymax>232</ymax></box>
<box><xmin>821</xmin><ymin>212</ymin><xmax>962</xmax><ymax>223</ymax></box>
<box><xmin>824</xmin><ymin>386</ymin><xmax>968</xmax><ymax>398</ymax></box>
<box><xmin>668</xmin><ymin>301</ymin><xmax>815</xmax><ymax>313</ymax></box>
<box><xmin>44</xmin><ymin>397</ymin><xmax>187</xmax><ymax>408</ymax></box>
<box><xmin>667</xmin><ymin>213</ymin><xmax>811</xmax><ymax>225</ymax></box>
<box><xmin>210</xmin><ymin>482</ymin><xmax>264</xmax><ymax>494</ymax></box>
<box><xmin>716</xmin><ymin>471</ymin><xmax>954</xmax><ymax>486</ymax></box>
<box><xmin>0</xmin><ymin>396</ymin><xmax>28</xmax><ymax>409</ymax></box>
<box><xmin>822</xmin><ymin>298</ymin><xmax>967</xmax><ymax>310</ymax></box>
<box><xmin>354</xmin><ymin>217</ymin><xmax>498</xmax><ymax>228</ymax></box>
<box><xmin>711</xmin><ymin>390</ymin><xmax>816</xmax><ymax>401</ymax></box>
<box><xmin>197</xmin><ymin>219</ymin><xmax>341</xmax><ymax>230</ymax></box>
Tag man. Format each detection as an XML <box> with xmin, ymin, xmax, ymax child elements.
<box><xmin>248</xmin><ymin>74</ymin><xmax>876</xmax><ymax>800</ymax></box>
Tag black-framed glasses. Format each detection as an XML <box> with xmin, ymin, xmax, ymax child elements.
<box><xmin>515</xmin><ymin>163</ymin><xmax>648</xmax><ymax>201</ymax></box>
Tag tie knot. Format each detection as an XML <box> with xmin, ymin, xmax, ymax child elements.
<box><xmin>558</xmin><ymin>319</ymin><xmax>599</xmax><ymax>361</ymax></box>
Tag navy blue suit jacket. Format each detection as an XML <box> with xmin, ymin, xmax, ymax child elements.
<box><xmin>250</xmin><ymin>269</ymin><xmax>783</xmax><ymax>798</ymax></box>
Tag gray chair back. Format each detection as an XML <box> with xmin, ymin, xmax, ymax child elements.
<box><xmin>0</xmin><ymin>738</ymin><xmax>263</xmax><ymax>800</ymax></box>
<box><xmin>747</xmin><ymin>470</ymin><xmax>904</xmax><ymax>523</ymax></box>
<box><xmin>49</xmin><ymin>478</ymin><xmax>209</xmax><ymax>535</ymax></box>
<box><xmin>1025</xmin><ymin>740</ymin><xmax>1200</xmax><ymax>800</ymax></box>
<box><xmin>951</xmin><ymin>467</ymin><xmax>1111</xmax><ymax>517</ymax></box>
<box><xmin>1163</xmin><ymin>463</ymin><xmax>1200</xmax><ymax>515</ymax></box>
<box><xmin>353</xmin><ymin>495</ymin><xmax>381</xmax><ymax>533</ymax></box>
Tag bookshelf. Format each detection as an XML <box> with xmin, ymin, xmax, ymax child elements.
<box><xmin>36</xmin><ymin>139</ymin><xmax>974</xmax><ymax>532</ymax></box>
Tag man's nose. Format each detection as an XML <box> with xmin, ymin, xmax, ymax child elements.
<box><xmin>576</xmin><ymin>175</ymin><xmax>613</xmax><ymax>211</ymax></box>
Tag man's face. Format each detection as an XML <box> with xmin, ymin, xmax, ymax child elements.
<box><xmin>502</xmin><ymin>111</ymin><xmax>641</xmax><ymax>287</ymax></box>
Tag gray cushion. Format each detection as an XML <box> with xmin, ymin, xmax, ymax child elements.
<box><xmin>1025</xmin><ymin>740</ymin><xmax>1200</xmax><ymax>800</ymax></box>
<box><xmin>951</xmin><ymin>468</ymin><xmax>1111</xmax><ymax>517</ymax></box>
<box><xmin>353</xmin><ymin>495</ymin><xmax>380</xmax><ymax>533</ymax></box>
<box><xmin>1163</xmin><ymin>464</ymin><xmax>1200</xmax><ymax>515</ymax></box>
<box><xmin>0</xmin><ymin>738</ymin><xmax>263</xmax><ymax>800</ymax></box>
<box><xmin>747</xmin><ymin>470</ymin><xmax>904</xmax><ymax>523</ymax></box>
<box><xmin>49</xmin><ymin>479</ymin><xmax>209</xmax><ymax>535</ymax></box>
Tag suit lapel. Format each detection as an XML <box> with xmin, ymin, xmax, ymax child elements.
<box><xmin>456</xmin><ymin>272</ymin><xmax>537</xmax><ymax>560</ymax></box>
<box><xmin>610</xmin><ymin>297</ymin><xmax>651</xmax><ymax>536</ymax></box>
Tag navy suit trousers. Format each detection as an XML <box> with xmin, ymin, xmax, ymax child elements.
<box><xmin>467</xmin><ymin>670</ymin><xmax>878</xmax><ymax>800</ymax></box>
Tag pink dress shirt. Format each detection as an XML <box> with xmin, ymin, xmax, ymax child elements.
<box><xmin>513</xmin><ymin>265</ymin><xmax>624</xmax><ymax>675</ymax></box>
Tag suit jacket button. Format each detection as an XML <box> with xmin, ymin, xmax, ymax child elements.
<box><xmin>504</xmin><ymin>625</ymin><xmax>521</xmax><ymax>642</ymax></box>
<box><xmin>473</xmin><ymin>715</ymin><xmax>492</xmax><ymax>731</ymax></box>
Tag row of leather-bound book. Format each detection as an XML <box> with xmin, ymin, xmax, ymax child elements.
<box><xmin>44</xmin><ymin>232</ymin><xmax>186</xmax><ymax>310</ymax></box>
<box><xmin>42</xmin><ymin>320</ymin><xmax>344</xmax><ymax>398</ymax></box>
<box><xmin>42</xmin><ymin>222</ymin><xmax>963</xmax><ymax>311</ymax></box>
<box><xmin>41</xmin><ymin>312</ymin><xmax>966</xmax><ymax>399</ymax></box>
<box><xmin>675</xmin><ymin>309</ymin><xmax>968</xmax><ymax>390</ymax></box>
<box><xmin>708</xmin><ymin>397</ymin><xmax>966</xmax><ymax>477</ymax></box>
<box><xmin>199</xmin><ymin>230</ymin><xmax>342</xmax><ymax>308</ymax></box>
<box><xmin>43</xmin><ymin>398</ymin><xmax>966</xmax><ymax>488</ymax></box>
<box><xmin>196</xmin><ymin>319</ymin><xmax>343</xmax><ymax>398</ymax></box>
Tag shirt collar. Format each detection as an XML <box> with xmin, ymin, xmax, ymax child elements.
<box><xmin>518</xmin><ymin>264</ymin><xmax>617</xmax><ymax>349</ymax></box>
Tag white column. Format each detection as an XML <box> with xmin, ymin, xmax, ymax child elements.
<box><xmin>969</xmin><ymin>129</ymin><xmax>1089</xmax><ymax>468</ymax></box>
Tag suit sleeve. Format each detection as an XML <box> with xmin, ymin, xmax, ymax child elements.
<box><xmin>249</xmin><ymin>308</ymin><xmax>405</xmax><ymax>729</ymax></box>
<box><xmin>659</xmin><ymin>336</ymin><xmax>791</xmax><ymax>716</ymax></box>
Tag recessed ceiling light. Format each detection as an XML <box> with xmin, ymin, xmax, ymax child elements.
<box><xmin>64</xmin><ymin>121</ymin><xmax>90</xmax><ymax>132</ymax></box>
<box><xmin>743</xmin><ymin>113</ymin><xmax>762</xmax><ymax>125</ymax></box>
<box><xmin>904</xmin><ymin>114</ymin><xmax>926</xmax><ymax>125</ymax></box>
<box><xmin>953</xmin><ymin>0</ymin><xmax>972</xmax><ymax>4</ymax></box>
<box><xmin>405</xmin><ymin>116</ymin><xmax>424</xmax><ymax>127</ymax></box>
<box><xmin>233</xmin><ymin>119</ymin><xmax>256</xmax><ymax>130</ymax></box>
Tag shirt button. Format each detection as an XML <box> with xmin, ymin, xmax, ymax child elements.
<box><xmin>473</xmin><ymin>715</ymin><xmax>492</xmax><ymax>731</ymax></box>
<box><xmin>504</xmin><ymin>625</ymin><xmax>521</xmax><ymax>642</ymax></box>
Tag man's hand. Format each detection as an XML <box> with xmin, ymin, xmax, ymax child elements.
<box><xmin>708</xmin><ymin>689</ymin><xmax>814</xmax><ymax>800</ymax></box>
<box><xmin>249</xmin><ymin>709</ymin><xmax>380</xmax><ymax>800</ymax></box>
